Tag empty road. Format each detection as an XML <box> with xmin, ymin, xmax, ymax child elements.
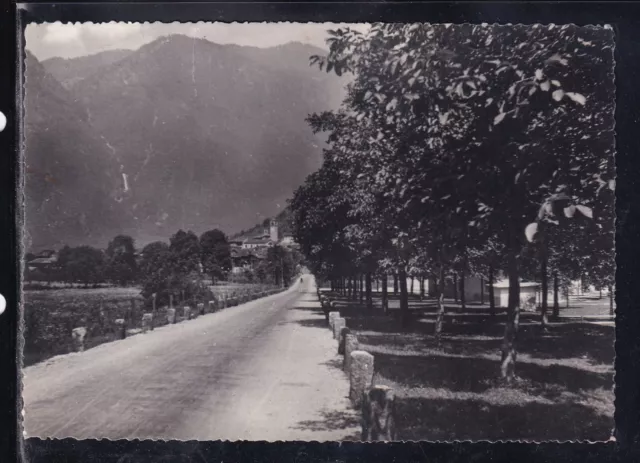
<box><xmin>23</xmin><ymin>276</ymin><xmax>360</xmax><ymax>441</ymax></box>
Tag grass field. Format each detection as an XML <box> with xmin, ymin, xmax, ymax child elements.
<box><xmin>23</xmin><ymin>286</ymin><xmax>144</xmax><ymax>366</ymax></box>
<box><xmin>323</xmin><ymin>291</ymin><xmax>614</xmax><ymax>441</ymax></box>
<box><xmin>23</xmin><ymin>282</ymin><xmax>279</xmax><ymax>366</ymax></box>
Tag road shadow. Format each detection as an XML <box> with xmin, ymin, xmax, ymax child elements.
<box><xmin>289</xmin><ymin>318</ymin><xmax>330</xmax><ymax>329</ymax></box>
<box><xmin>291</xmin><ymin>409</ymin><xmax>361</xmax><ymax>440</ymax></box>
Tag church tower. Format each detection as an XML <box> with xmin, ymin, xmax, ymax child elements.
<box><xmin>270</xmin><ymin>219</ymin><xmax>279</xmax><ymax>242</ymax></box>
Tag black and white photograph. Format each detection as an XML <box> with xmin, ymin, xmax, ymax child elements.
<box><xmin>21</xmin><ymin>21</ymin><xmax>615</xmax><ymax>442</ymax></box>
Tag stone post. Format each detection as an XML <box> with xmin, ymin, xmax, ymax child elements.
<box><xmin>362</xmin><ymin>385</ymin><xmax>397</xmax><ymax>441</ymax></box>
<box><xmin>208</xmin><ymin>300</ymin><xmax>215</xmax><ymax>313</ymax></box>
<box><xmin>328</xmin><ymin>311</ymin><xmax>339</xmax><ymax>331</ymax></box>
<box><xmin>349</xmin><ymin>351</ymin><xmax>375</xmax><ymax>407</ymax></box>
<box><xmin>343</xmin><ymin>334</ymin><xmax>359</xmax><ymax>372</ymax></box>
<box><xmin>198</xmin><ymin>303</ymin><xmax>205</xmax><ymax>316</ymax></box>
<box><xmin>338</xmin><ymin>326</ymin><xmax>351</xmax><ymax>355</ymax></box>
<box><xmin>333</xmin><ymin>317</ymin><xmax>346</xmax><ymax>340</ymax></box>
<box><xmin>167</xmin><ymin>308</ymin><xmax>176</xmax><ymax>324</ymax></box>
<box><xmin>141</xmin><ymin>313</ymin><xmax>153</xmax><ymax>333</ymax></box>
<box><xmin>114</xmin><ymin>319</ymin><xmax>126</xmax><ymax>339</ymax></box>
<box><xmin>183</xmin><ymin>306</ymin><xmax>191</xmax><ymax>321</ymax></box>
<box><xmin>151</xmin><ymin>293</ymin><xmax>157</xmax><ymax>330</ymax></box>
<box><xmin>72</xmin><ymin>327</ymin><xmax>87</xmax><ymax>352</ymax></box>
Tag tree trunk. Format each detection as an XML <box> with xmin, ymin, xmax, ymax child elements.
<box><xmin>434</xmin><ymin>267</ymin><xmax>446</xmax><ymax>345</ymax></box>
<box><xmin>453</xmin><ymin>274</ymin><xmax>458</xmax><ymax>302</ymax></box>
<box><xmin>410</xmin><ymin>277</ymin><xmax>415</xmax><ymax>296</ymax></box>
<box><xmin>553</xmin><ymin>272</ymin><xmax>559</xmax><ymax>318</ymax></box>
<box><xmin>480</xmin><ymin>277</ymin><xmax>485</xmax><ymax>305</ymax></box>
<box><xmin>365</xmin><ymin>272</ymin><xmax>373</xmax><ymax>310</ymax></box>
<box><xmin>382</xmin><ymin>274</ymin><xmax>389</xmax><ymax>313</ymax></box>
<box><xmin>347</xmin><ymin>277</ymin><xmax>352</xmax><ymax>299</ymax></box>
<box><xmin>599</xmin><ymin>288</ymin><xmax>602</xmax><ymax>299</ymax></box>
<box><xmin>393</xmin><ymin>274</ymin><xmax>398</xmax><ymax>295</ymax></box>
<box><xmin>489</xmin><ymin>265</ymin><xmax>495</xmax><ymax>316</ymax></box>
<box><xmin>398</xmin><ymin>269</ymin><xmax>410</xmax><ymax>328</ymax></box>
<box><xmin>376</xmin><ymin>278</ymin><xmax>379</xmax><ymax>293</ymax></box>
<box><xmin>609</xmin><ymin>285</ymin><xmax>614</xmax><ymax>316</ymax></box>
<box><xmin>459</xmin><ymin>270</ymin><xmax>466</xmax><ymax>312</ymax></box>
<box><xmin>420</xmin><ymin>276</ymin><xmax>425</xmax><ymax>301</ymax></box>
<box><xmin>360</xmin><ymin>274</ymin><xmax>365</xmax><ymax>304</ymax></box>
<box><xmin>501</xmin><ymin>246</ymin><xmax>521</xmax><ymax>383</ymax></box>
<box><xmin>540</xmin><ymin>245</ymin><xmax>549</xmax><ymax>329</ymax></box>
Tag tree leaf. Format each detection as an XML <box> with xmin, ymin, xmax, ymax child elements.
<box><xmin>566</xmin><ymin>92</ymin><xmax>587</xmax><ymax>105</ymax></box>
<box><xmin>564</xmin><ymin>205</ymin><xmax>576</xmax><ymax>218</ymax></box>
<box><xmin>525</xmin><ymin>222</ymin><xmax>538</xmax><ymax>243</ymax></box>
<box><xmin>576</xmin><ymin>205</ymin><xmax>593</xmax><ymax>219</ymax></box>
<box><xmin>552</xmin><ymin>89</ymin><xmax>565</xmax><ymax>101</ymax></box>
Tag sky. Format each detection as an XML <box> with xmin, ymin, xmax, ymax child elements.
<box><xmin>25</xmin><ymin>22</ymin><xmax>370</xmax><ymax>61</ymax></box>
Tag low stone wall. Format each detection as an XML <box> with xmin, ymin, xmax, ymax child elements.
<box><xmin>64</xmin><ymin>285</ymin><xmax>284</xmax><ymax>358</ymax></box>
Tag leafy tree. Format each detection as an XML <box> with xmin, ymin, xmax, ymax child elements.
<box><xmin>306</xmin><ymin>23</ymin><xmax>614</xmax><ymax>382</ymax></box>
<box><xmin>200</xmin><ymin>229</ymin><xmax>232</xmax><ymax>284</ymax></box>
<box><xmin>140</xmin><ymin>241</ymin><xmax>173</xmax><ymax>304</ymax></box>
<box><xmin>169</xmin><ymin>230</ymin><xmax>201</xmax><ymax>275</ymax></box>
<box><xmin>265</xmin><ymin>244</ymin><xmax>299</xmax><ymax>287</ymax></box>
<box><xmin>57</xmin><ymin>245</ymin><xmax>105</xmax><ymax>287</ymax></box>
<box><xmin>105</xmin><ymin>235</ymin><xmax>138</xmax><ymax>286</ymax></box>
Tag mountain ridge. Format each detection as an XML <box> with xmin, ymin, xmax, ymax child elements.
<box><xmin>26</xmin><ymin>35</ymin><xmax>346</xmax><ymax>251</ymax></box>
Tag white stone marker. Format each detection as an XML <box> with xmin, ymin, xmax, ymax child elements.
<box><xmin>349</xmin><ymin>350</ymin><xmax>374</xmax><ymax>406</ymax></box>
<box><xmin>72</xmin><ymin>327</ymin><xmax>87</xmax><ymax>352</ymax></box>
<box><xmin>141</xmin><ymin>313</ymin><xmax>153</xmax><ymax>333</ymax></box>
<box><xmin>343</xmin><ymin>334</ymin><xmax>359</xmax><ymax>372</ymax></box>
<box><xmin>333</xmin><ymin>317</ymin><xmax>346</xmax><ymax>340</ymax></box>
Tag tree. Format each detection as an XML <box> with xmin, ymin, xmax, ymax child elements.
<box><xmin>169</xmin><ymin>230</ymin><xmax>201</xmax><ymax>275</ymax></box>
<box><xmin>105</xmin><ymin>235</ymin><xmax>138</xmax><ymax>286</ymax></box>
<box><xmin>140</xmin><ymin>241</ymin><xmax>173</xmax><ymax>304</ymax></box>
<box><xmin>57</xmin><ymin>245</ymin><xmax>105</xmax><ymax>287</ymax></box>
<box><xmin>200</xmin><ymin>229</ymin><xmax>232</xmax><ymax>284</ymax></box>
<box><xmin>309</xmin><ymin>23</ymin><xmax>614</xmax><ymax>382</ymax></box>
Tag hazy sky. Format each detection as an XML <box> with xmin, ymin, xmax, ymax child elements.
<box><xmin>26</xmin><ymin>22</ymin><xmax>369</xmax><ymax>61</ymax></box>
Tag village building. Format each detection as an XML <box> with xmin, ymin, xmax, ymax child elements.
<box><xmin>26</xmin><ymin>249</ymin><xmax>59</xmax><ymax>272</ymax></box>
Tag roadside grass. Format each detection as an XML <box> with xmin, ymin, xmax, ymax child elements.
<box><xmin>23</xmin><ymin>286</ymin><xmax>144</xmax><ymax>366</ymax></box>
<box><xmin>329</xmin><ymin>292</ymin><xmax>614</xmax><ymax>441</ymax></box>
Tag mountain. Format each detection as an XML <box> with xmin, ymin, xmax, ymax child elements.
<box><xmin>23</xmin><ymin>51</ymin><xmax>128</xmax><ymax>251</ymax></box>
<box><xmin>63</xmin><ymin>35</ymin><xmax>347</xmax><ymax>246</ymax></box>
<box><xmin>42</xmin><ymin>49</ymin><xmax>133</xmax><ymax>89</ymax></box>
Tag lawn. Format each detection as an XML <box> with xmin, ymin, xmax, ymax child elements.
<box><xmin>326</xmin><ymin>292</ymin><xmax>614</xmax><ymax>441</ymax></box>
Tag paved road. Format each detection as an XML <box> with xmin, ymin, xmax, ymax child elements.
<box><xmin>23</xmin><ymin>276</ymin><xmax>360</xmax><ymax>441</ymax></box>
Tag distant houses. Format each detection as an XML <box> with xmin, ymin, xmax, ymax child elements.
<box><xmin>26</xmin><ymin>249</ymin><xmax>58</xmax><ymax>272</ymax></box>
<box><xmin>230</xmin><ymin>220</ymin><xmax>298</xmax><ymax>274</ymax></box>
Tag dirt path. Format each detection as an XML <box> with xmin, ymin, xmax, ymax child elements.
<box><xmin>23</xmin><ymin>276</ymin><xmax>360</xmax><ymax>441</ymax></box>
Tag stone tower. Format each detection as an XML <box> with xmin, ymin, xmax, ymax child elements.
<box><xmin>270</xmin><ymin>219</ymin><xmax>278</xmax><ymax>242</ymax></box>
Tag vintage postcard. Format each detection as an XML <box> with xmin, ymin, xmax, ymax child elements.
<box><xmin>21</xmin><ymin>21</ymin><xmax>615</xmax><ymax>442</ymax></box>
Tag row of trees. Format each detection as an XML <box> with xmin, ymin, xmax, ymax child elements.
<box><xmin>289</xmin><ymin>24</ymin><xmax>615</xmax><ymax>381</ymax></box>
<box><xmin>24</xmin><ymin>230</ymin><xmax>234</xmax><ymax>290</ymax></box>
<box><xmin>26</xmin><ymin>227</ymin><xmax>303</xmax><ymax>307</ymax></box>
